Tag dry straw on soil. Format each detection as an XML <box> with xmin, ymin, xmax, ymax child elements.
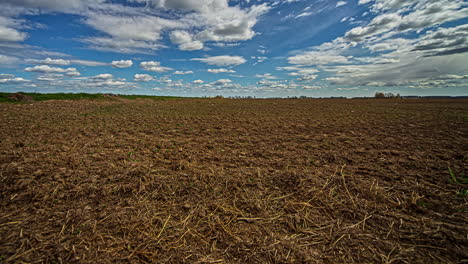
<box><xmin>1</xmin><ymin>98</ymin><xmax>467</xmax><ymax>263</ymax></box>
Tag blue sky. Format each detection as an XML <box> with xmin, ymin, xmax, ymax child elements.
<box><xmin>0</xmin><ymin>0</ymin><xmax>467</xmax><ymax>97</ymax></box>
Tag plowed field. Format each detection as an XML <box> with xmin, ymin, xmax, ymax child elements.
<box><xmin>1</xmin><ymin>98</ymin><xmax>467</xmax><ymax>263</ymax></box>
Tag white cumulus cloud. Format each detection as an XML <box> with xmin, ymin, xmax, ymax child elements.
<box><xmin>255</xmin><ymin>73</ymin><xmax>277</xmax><ymax>79</ymax></box>
<box><xmin>111</xmin><ymin>60</ymin><xmax>133</xmax><ymax>68</ymax></box>
<box><xmin>134</xmin><ymin>74</ymin><xmax>154</xmax><ymax>81</ymax></box>
<box><xmin>192</xmin><ymin>55</ymin><xmax>246</xmax><ymax>66</ymax></box>
<box><xmin>0</xmin><ymin>73</ymin><xmax>28</xmax><ymax>84</ymax></box>
<box><xmin>288</xmin><ymin>52</ymin><xmax>350</xmax><ymax>65</ymax></box>
<box><xmin>336</xmin><ymin>1</ymin><xmax>347</xmax><ymax>8</ymax></box>
<box><xmin>0</xmin><ymin>54</ymin><xmax>20</xmax><ymax>65</ymax></box>
<box><xmin>140</xmin><ymin>61</ymin><xmax>173</xmax><ymax>72</ymax></box>
<box><xmin>27</xmin><ymin>58</ymin><xmax>108</xmax><ymax>67</ymax></box>
<box><xmin>30</xmin><ymin>58</ymin><xmax>70</xmax><ymax>65</ymax></box>
<box><xmin>0</xmin><ymin>16</ymin><xmax>27</xmax><ymax>42</ymax></box>
<box><xmin>213</xmin><ymin>78</ymin><xmax>232</xmax><ymax>85</ymax></box>
<box><xmin>92</xmin><ymin>73</ymin><xmax>114</xmax><ymax>79</ymax></box>
<box><xmin>170</xmin><ymin>30</ymin><xmax>204</xmax><ymax>51</ymax></box>
<box><xmin>208</xmin><ymin>68</ymin><xmax>236</xmax><ymax>73</ymax></box>
<box><xmin>24</xmin><ymin>65</ymin><xmax>80</xmax><ymax>76</ymax></box>
<box><xmin>192</xmin><ymin>79</ymin><xmax>204</xmax><ymax>84</ymax></box>
<box><xmin>173</xmin><ymin>70</ymin><xmax>193</xmax><ymax>75</ymax></box>
<box><xmin>1</xmin><ymin>0</ymin><xmax>105</xmax><ymax>12</ymax></box>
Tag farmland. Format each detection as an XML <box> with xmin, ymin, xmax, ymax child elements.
<box><xmin>0</xmin><ymin>98</ymin><xmax>467</xmax><ymax>263</ymax></box>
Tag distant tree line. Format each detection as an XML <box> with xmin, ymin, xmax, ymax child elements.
<box><xmin>212</xmin><ymin>95</ymin><xmax>350</xmax><ymax>99</ymax></box>
<box><xmin>374</xmin><ymin>92</ymin><xmax>401</xmax><ymax>99</ymax></box>
<box><xmin>210</xmin><ymin>93</ymin><xmax>468</xmax><ymax>100</ymax></box>
<box><xmin>226</xmin><ymin>96</ymin><xmax>256</xmax><ymax>99</ymax></box>
<box><xmin>216</xmin><ymin>96</ymin><xmax>348</xmax><ymax>99</ymax></box>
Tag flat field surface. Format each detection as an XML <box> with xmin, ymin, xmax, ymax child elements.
<box><xmin>1</xmin><ymin>98</ymin><xmax>467</xmax><ymax>263</ymax></box>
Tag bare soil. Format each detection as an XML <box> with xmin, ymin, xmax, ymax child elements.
<box><xmin>1</xmin><ymin>98</ymin><xmax>467</xmax><ymax>263</ymax></box>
